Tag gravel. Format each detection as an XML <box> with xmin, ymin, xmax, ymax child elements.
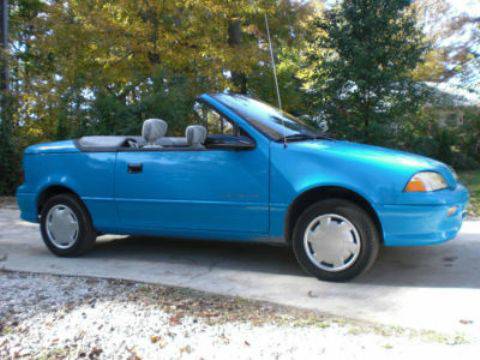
<box><xmin>1</xmin><ymin>270</ymin><xmax>478</xmax><ymax>359</ymax></box>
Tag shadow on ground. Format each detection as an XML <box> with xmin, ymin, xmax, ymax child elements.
<box><xmin>85</xmin><ymin>231</ymin><xmax>480</xmax><ymax>289</ymax></box>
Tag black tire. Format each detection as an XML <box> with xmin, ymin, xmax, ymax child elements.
<box><xmin>40</xmin><ymin>193</ymin><xmax>97</xmax><ymax>257</ymax></box>
<box><xmin>292</xmin><ymin>199</ymin><xmax>380</xmax><ymax>282</ymax></box>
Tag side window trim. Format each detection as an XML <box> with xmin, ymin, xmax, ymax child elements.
<box><xmin>194</xmin><ymin>98</ymin><xmax>254</xmax><ymax>140</ymax></box>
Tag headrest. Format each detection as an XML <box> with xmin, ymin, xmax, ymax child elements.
<box><xmin>142</xmin><ymin>119</ymin><xmax>167</xmax><ymax>144</ymax></box>
<box><xmin>186</xmin><ymin>125</ymin><xmax>207</xmax><ymax>148</ymax></box>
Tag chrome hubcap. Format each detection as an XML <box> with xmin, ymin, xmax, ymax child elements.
<box><xmin>303</xmin><ymin>214</ymin><xmax>361</xmax><ymax>272</ymax></box>
<box><xmin>46</xmin><ymin>205</ymin><xmax>79</xmax><ymax>249</ymax></box>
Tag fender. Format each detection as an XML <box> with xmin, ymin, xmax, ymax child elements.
<box><xmin>36</xmin><ymin>177</ymin><xmax>84</xmax><ymax>211</ymax></box>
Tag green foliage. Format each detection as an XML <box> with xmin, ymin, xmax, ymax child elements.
<box><xmin>248</xmin><ymin>44</ymin><xmax>310</xmax><ymax>116</ymax></box>
<box><xmin>303</xmin><ymin>0</ymin><xmax>428</xmax><ymax>144</ymax></box>
<box><xmin>90</xmin><ymin>71</ymin><xmax>202</xmax><ymax>136</ymax></box>
<box><xmin>397</xmin><ymin>106</ymin><xmax>480</xmax><ymax>170</ymax></box>
<box><xmin>459</xmin><ymin>170</ymin><xmax>480</xmax><ymax>218</ymax></box>
<box><xmin>8</xmin><ymin>0</ymin><xmax>314</xmax><ymax>134</ymax></box>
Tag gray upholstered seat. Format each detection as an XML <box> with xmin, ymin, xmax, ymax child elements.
<box><xmin>186</xmin><ymin>125</ymin><xmax>207</xmax><ymax>149</ymax></box>
<box><xmin>142</xmin><ymin>118</ymin><xmax>168</xmax><ymax>148</ymax></box>
<box><xmin>77</xmin><ymin>120</ymin><xmax>198</xmax><ymax>151</ymax></box>
<box><xmin>155</xmin><ymin>137</ymin><xmax>188</xmax><ymax>147</ymax></box>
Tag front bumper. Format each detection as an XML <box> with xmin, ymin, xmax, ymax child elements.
<box><xmin>377</xmin><ymin>184</ymin><xmax>469</xmax><ymax>246</ymax></box>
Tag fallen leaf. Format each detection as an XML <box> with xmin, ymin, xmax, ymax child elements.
<box><xmin>179</xmin><ymin>345</ymin><xmax>192</xmax><ymax>354</ymax></box>
<box><xmin>150</xmin><ymin>335</ymin><xmax>160</xmax><ymax>344</ymax></box>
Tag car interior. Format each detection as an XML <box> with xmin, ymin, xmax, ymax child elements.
<box><xmin>76</xmin><ymin>99</ymin><xmax>257</xmax><ymax>153</ymax></box>
<box><xmin>76</xmin><ymin>98</ymin><xmax>260</xmax><ymax>152</ymax></box>
<box><xmin>76</xmin><ymin>119</ymin><xmax>208</xmax><ymax>151</ymax></box>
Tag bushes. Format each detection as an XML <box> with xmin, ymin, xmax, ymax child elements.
<box><xmin>396</xmin><ymin>107</ymin><xmax>479</xmax><ymax>170</ymax></box>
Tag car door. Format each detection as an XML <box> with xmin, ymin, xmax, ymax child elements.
<box><xmin>114</xmin><ymin>104</ymin><xmax>269</xmax><ymax>236</ymax></box>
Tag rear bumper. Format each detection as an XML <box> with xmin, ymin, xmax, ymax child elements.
<box><xmin>378</xmin><ymin>184</ymin><xmax>469</xmax><ymax>246</ymax></box>
<box><xmin>16</xmin><ymin>189</ymin><xmax>38</xmax><ymax>223</ymax></box>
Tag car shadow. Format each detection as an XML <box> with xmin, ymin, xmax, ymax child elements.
<box><xmin>91</xmin><ymin>231</ymin><xmax>480</xmax><ymax>289</ymax></box>
<box><xmin>358</xmin><ymin>232</ymin><xmax>480</xmax><ymax>288</ymax></box>
<box><xmin>93</xmin><ymin>235</ymin><xmax>304</xmax><ymax>276</ymax></box>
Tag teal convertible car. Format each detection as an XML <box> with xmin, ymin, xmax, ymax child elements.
<box><xmin>16</xmin><ymin>93</ymin><xmax>469</xmax><ymax>281</ymax></box>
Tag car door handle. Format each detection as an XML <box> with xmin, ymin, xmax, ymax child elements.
<box><xmin>127</xmin><ymin>163</ymin><xmax>143</xmax><ymax>174</ymax></box>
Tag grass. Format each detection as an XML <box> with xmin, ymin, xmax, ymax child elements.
<box><xmin>459</xmin><ymin>170</ymin><xmax>480</xmax><ymax>218</ymax></box>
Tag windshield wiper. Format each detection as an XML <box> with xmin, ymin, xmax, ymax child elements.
<box><xmin>277</xmin><ymin>133</ymin><xmax>330</xmax><ymax>142</ymax></box>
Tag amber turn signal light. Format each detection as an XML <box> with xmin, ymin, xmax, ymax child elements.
<box><xmin>405</xmin><ymin>178</ymin><xmax>427</xmax><ymax>192</ymax></box>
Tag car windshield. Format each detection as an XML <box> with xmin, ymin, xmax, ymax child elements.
<box><xmin>212</xmin><ymin>93</ymin><xmax>324</xmax><ymax>142</ymax></box>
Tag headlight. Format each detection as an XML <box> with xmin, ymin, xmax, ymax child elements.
<box><xmin>404</xmin><ymin>171</ymin><xmax>448</xmax><ymax>192</ymax></box>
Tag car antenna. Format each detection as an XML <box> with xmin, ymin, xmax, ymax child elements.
<box><xmin>264</xmin><ymin>13</ymin><xmax>287</xmax><ymax>148</ymax></box>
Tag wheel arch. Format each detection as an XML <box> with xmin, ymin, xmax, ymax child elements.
<box><xmin>37</xmin><ymin>185</ymin><xmax>81</xmax><ymax>216</ymax></box>
<box><xmin>285</xmin><ymin>186</ymin><xmax>383</xmax><ymax>244</ymax></box>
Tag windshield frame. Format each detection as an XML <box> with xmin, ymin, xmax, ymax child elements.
<box><xmin>210</xmin><ymin>93</ymin><xmax>322</xmax><ymax>142</ymax></box>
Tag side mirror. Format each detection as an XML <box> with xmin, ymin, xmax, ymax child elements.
<box><xmin>205</xmin><ymin>135</ymin><xmax>255</xmax><ymax>150</ymax></box>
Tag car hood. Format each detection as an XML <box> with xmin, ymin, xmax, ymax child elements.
<box><xmin>287</xmin><ymin>139</ymin><xmax>456</xmax><ymax>186</ymax></box>
<box><xmin>297</xmin><ymin>139</ymin><xmax>442</xmax><ymax>167</ymax></box>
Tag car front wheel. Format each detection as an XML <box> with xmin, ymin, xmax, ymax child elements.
<box><xmin>292</xmin><ymin>199</ymin><xmax>380</xmax><ymax>282</ymax></box>
<box><xmin>40</xmin><ymin>193</ymin><xmax>97</xmax><ymax>257</ymax></box>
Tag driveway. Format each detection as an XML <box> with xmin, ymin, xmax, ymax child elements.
<box><xmin>1</xmin><ymin>204</ymin><xmax>480</xmax><ymax>338</ymax></box>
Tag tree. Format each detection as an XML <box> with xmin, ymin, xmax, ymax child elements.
<box><xmin>0</xmin><ymin>0</ymin><xmax>319</xmax><ymax>195</ymax></box>
<box><xmin>414</xmin><ymin>0</ymin><xmax>480</xmax><ymax>92</ymax></box>
<box><xmin>0</xmin><ymin>0</ymin><xmax>17</xmax><ymax>195</ymax></box>
<box><xmin>14</xmin><ymin>0</ymin><xmax>314</xmax><ymax>135</ymax></box>
<box><xmin>247</xmin><ymin>1</ymin><xmax>321</xmax><ymax>114</ymax></box>
<box><xmin>303</xmin><ymin>0</ymin><xmax>427</xmax><ymax>144</ymax></box>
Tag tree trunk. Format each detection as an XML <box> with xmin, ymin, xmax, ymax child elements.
<box><xmin>228</xmin><ymin>19</ymin><xmax>247</xmax><ymax>94</ymax></box>
<box><xmin>0</xmin><ymin>0</ymin><xmax>17</xmax><ymax>195</ymax></box>
<box><xmin>363</xmin><ymin>98</ymin><xmax>370</xmax><ymax>143</ymax></box>
<box><xmin>0</xmin><ymin>0</ymin><xmax>8</xmax><ymax>94</ymax></box>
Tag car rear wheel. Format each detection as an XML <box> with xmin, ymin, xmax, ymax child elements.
<box><xmin>292</xmin><ymin>199</ymin><xmax>380</xmax><ymax>282</ymax></box>
<box><xmin>40</xmin><ymin>193</ymin><xmax>96</xmax><ymax>256</ymax></box>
